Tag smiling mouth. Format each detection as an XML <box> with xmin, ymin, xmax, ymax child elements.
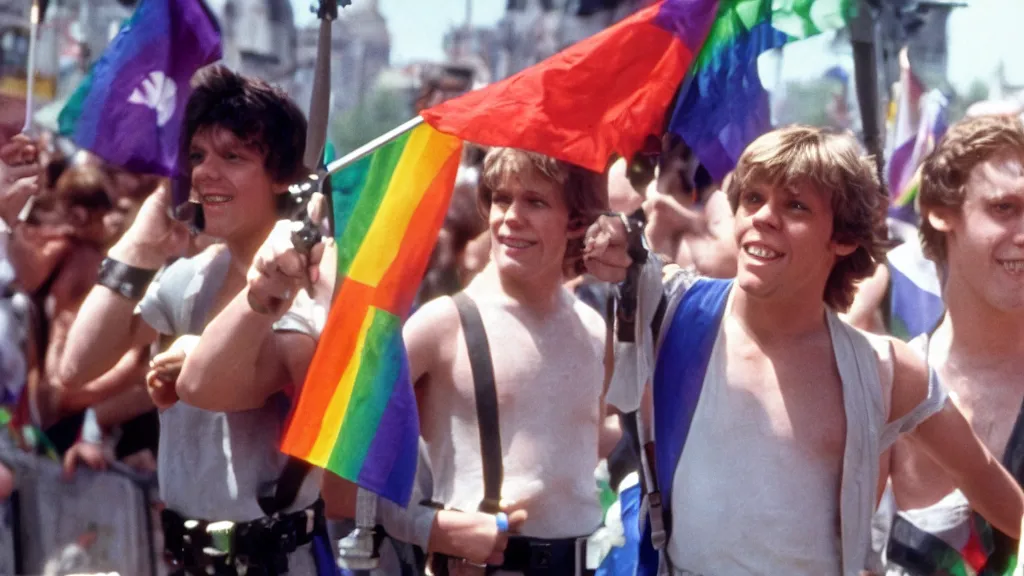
<box><xmin>743</xmin><ymin>244</ymin><xmax>783</xmax><ymax>260</ymax></box>
<box><xmin>201</xmin><ymin>195</ymin><xmax>233</xmax><ymax>205</ymax></box>
<box><xmin>999</xmin><ymin>259</ymin><xmax>1024</xmax><ymax>274</ymax></box>
<box><xmin>500</xmin><ymin>237</ymin><xmax>534</xmax><ymax>249</ymax></box>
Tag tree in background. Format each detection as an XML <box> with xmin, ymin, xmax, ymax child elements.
<box><xmin>330</xmin><ymin>88</ymin><xmax>413</xmax><ymax>155</ymax></box>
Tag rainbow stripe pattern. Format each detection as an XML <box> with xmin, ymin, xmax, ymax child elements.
<box><xmin>281</xmin><ymin>122</ymin><xmax>463</xmax><ymax>505</ymax></box>
<box><xmin>668</xmin><ymin>0</ymin><xmax>853</xmax><ymax>180</ymax></box>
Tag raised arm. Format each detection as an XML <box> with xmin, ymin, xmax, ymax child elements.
<box><xmin>59</xmin><ymin>186</ymin><xmax>187</xmax><ymax>387</ymax></box>
<box><xmin>891</xmin><ymin>339</ymin><xmax>1024</xmax><ymax>538</ymax></box>
<box><xmin>175</xmin><ymin>222</ymin><xmax>327</xmax><ymax>412</ymax></box>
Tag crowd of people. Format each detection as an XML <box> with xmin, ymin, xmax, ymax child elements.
<box><xmin>0</xmin><ymin>59</ymin><xmax>1023</xmax><ymax>576</ymax></box>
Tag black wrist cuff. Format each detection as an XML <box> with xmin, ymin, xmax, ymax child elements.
<box><xmin>97</xmin><ymin>257</ymin><xmax>158</xmax><ymax>301</ymax></box>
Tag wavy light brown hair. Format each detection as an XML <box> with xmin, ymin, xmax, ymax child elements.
<box><xmin>919</xmin><ymin>114</ymin><xmax>1024</xmax><ymax>266</ymax></box>
<box><xmin>478</xmin><ymin>148</ymin><xmax>608</xmax><ymax>273</ymax></box>
<box><xmin>725</xmin><ymin>125</ymin><xmax>888</xmax><ymax>311</ymax></box>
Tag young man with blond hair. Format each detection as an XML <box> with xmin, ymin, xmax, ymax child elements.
<box><xmin>876</xmin><ymin>114</ymin><xmax>1024</xmax><ymax>575</ymax></box>
<box><xmin>239</xmin><ymin>147</ymin><xmax>617</xmax><ymax>574</ymax></box>
<box><xmin>584</xmin><ymin>125</ymin><xmax>1024</xmax><ymax>576</ymax></box>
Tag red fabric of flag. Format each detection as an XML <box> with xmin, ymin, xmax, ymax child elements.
<box><xmin>421</xmin><ymin>2</ymin><xmax>695</xmax><ymax>172</ymax></box>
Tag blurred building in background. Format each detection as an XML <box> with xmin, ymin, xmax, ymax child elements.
<box><xmin>292</xmin><ymin>0</ymin><xmax>390</xmax><ymax>116</ymax></box>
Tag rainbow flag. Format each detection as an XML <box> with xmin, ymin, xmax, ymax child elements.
<box><xmin>669</xmin><ymin>0</ymin><xmax>854</xmax><ymax>180</ymax></box>
<box><xmin>888</xmin><ymin>236</ymin><xmax>944</xmax><ymax>341</ymax></box>
<box><xmin>889</xmin><ymin>89</ymin><xmax>949</xmax><ymax>223</ymax></box>
<box><xmin>422</xmin><ymin>0</ymin><xmax>848</xmax><ymax>178</ymax></box>
<box><xmin>281</xmin><ymin>121</ymin><xmax>463</xmax><ymax>506</ymax></box>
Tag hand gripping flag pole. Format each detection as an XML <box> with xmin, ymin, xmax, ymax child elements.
<box><xmin>284</xmin><ymin>0</ymin><xmax>384</xmax><ymax>571</ymax></box>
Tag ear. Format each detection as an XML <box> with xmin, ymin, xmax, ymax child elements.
<box><xmin>69</xmin><ymin>206</ymin><xmax>89</xmax><ymax>228</ymax></box>
<box><xmin>833</xmin><ymin>242</ymin><xmax>858</xmax><ymax>257</ymax></box>
<box><xmin>567</xmin><ymin>217</ymin><xmax>588</xmax><ymax>239</ymax></box>
<box><xmin>926</xmin><ymin>207</ymin><xmax>956</xmax><ymax>233</ymax></box>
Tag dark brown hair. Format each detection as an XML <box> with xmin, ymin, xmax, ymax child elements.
<box><xmin>181</xmin><ymin>65</ymin><xmax>307</xmax><ymax>185</ymax></box>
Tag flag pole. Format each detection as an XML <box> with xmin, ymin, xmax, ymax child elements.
<box><xmin>16</xmin><ymin>0</ymin><xmax>42</xmax><ymax>223</ymax></box>
<box><xmin>23</xmin><ymin>0</ymin><xmax>41</xmax><ymax>132</ymax></box>
<box><xmin>323</xmin><ymin>116</ymin><xmax>424</xmax><ymax>177</ymax></box>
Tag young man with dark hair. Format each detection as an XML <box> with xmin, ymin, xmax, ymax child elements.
<box><xmin>585</xmin><ymin>125</ymin><xmax>1024</xmax><ymax>575</ymax></box>
<box><xmin>878</xmin><ymin>114</ymin><xmax>1024</xmax><ymax>575</ymax></box>
<box><xmin>59</xmin><ymin>65</ymin><xmax>328</xmax><ymax>575</ymax></box>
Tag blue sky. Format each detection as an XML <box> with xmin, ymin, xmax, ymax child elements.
<box><xmin>291</xmin><ymin>0</ymin><xmax>506</xmax><ymax>62</ymax></box>
<box><xmin>290</xmin><ymin>0</ymin><xmax>1024</xmax><ymax>95</ymax></box>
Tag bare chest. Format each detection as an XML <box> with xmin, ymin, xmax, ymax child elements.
<box><xmin>446</xmin><ymin>307</ymin><xmax>605</xmax><ymax>428</ymax></box>
<box><xmin>941</xmin><ymin>364</ymin><xmax>1024</xmax><ymax>458</ymax></box>
<box><xmin>721</xmin><ymin>321</ymin><xmax>847</xmax><ymax>462</ymax></box>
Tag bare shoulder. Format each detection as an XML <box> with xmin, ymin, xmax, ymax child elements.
<box><xmin>887</xmin><ymin>336</ymin><xmax>932</xmax><ymax>422</ymax></box>
<box><xmin>406</xmin><ymin>295</ymin><xmax>462</xmax><ymax>335</ymax></box>
<box><xmin>570</xmin><ymin>292</ymin><xmax>608</xmax><ymax>343</ymax></box>
<box><xmin>403</xmin><ymin>295</ymin><xmax>463</xmax><ymax>378</ymax></box>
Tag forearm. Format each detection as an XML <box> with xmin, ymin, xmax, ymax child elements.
<box><xmin>58</xmin><ymin>348</ymin><xmax>146</xmax><ymax>413</ymax></box>
<box><xmin>176</xmin><ymin>288</ymin><xmax>280</xmax><ymax>411</ymax></box>
<box><xmin>959</xmin><ymin>456</ymin><xmax>1023</xmax><ymax>538</ymax></box>
<box><xmin>913</xmin><ymin>405</ymin><xmax>1024</xmax><ymax>538</ymax></box>
<box><xmin>93</xmin><ymin>382</ymin><xmax>155</xmax><ymax>429</ymax></box>
<box><xmin>323</xmin><ymin>470</ymin><xmax>437</xmax><ymax>550</ymax></box>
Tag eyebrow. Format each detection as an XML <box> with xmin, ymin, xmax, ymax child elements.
<box><xmin>981</xmin><ymin>188</ymin><xmax>1024</xmax><ymax>202</ymax></box>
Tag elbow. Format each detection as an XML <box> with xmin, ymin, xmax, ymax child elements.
<box><xmin>57</xmin><ymin>353</ymin><xmax>89</xmax><ymax>390</ymax></box>
<box><xmin>173</xmin><ymin>357</ymin><xmax>215</xmax><ymax>410</ymax></box>
<box><xmin>174</xmin><ymin>362</ymin><xmax>263</xmax><ymax>413</ymax></box>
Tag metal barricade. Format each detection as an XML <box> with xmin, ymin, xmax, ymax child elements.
<box><xmin>0</xmin><ymin>448</ymin><xmax>160</xmax><ymax>576</ymax></box>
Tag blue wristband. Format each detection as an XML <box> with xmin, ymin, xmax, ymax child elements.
<box><xmin>495</xmin><ymin>512</ymin><xmax>509</xmax><ymax>534</ymax></box>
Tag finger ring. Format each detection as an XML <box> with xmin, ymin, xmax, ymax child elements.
<box><xmin>247</xmin><ymin>291</ymin><xmax>272</xmax><ymax>315</ymax></box>
<box><xmin>495</xmin><ymin>512</ymin><xmax>509</xmax><ymax>534</ymax></box>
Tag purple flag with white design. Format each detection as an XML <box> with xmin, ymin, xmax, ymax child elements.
<box><xmin>59</xmin><ymin>0</ymin><xmax>221</xmax><ymax>177</ymax></box>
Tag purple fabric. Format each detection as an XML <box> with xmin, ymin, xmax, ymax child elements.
<box><xmin>653</xmin><ymin>0</ymin><xmax>721</xmax><ymax>53</ymax></box>
<box><xmin>355</xmin><ymin>338</ymin><xmax>420</xmax><ymax>507</ymax></box>
<box><xmin>669</xmin><ymin>19</ymin><xmax>788</xmax><ymax>180</ymax></box>
<box><xmin>73</xmin><ymin>0</ymin><xmax>221</xmax><ymax>177</ymax></box>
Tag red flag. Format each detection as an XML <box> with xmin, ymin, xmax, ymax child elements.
<box><xmin>421</xmin><ymin>1</ymin><xmax>709</xmax><ymax>172</ymax></box>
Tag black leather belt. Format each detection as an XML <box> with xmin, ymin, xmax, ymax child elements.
<box><xmin>161</xmin><ymin>500</ymin><xmax>324</xmax><ymax>575</ymax></box>
<box><xmin>497</xmin><ymin>535</ymin><xmax>594</xmax><ymax>576</ymax></box>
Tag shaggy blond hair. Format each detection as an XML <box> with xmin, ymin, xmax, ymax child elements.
<box><xmin>478</xmin><ymin>148</ymin><xmax>608</xmax><ymax>275</ymax></box>
<box><xmin>725</xmin><ymin>125</ymin><xmax>887</xmax><ymax>311</ymax></box>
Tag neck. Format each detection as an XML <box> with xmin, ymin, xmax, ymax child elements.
<box><xmin>484</xmin><ymin>263</ymin><xmax>565</xmax><ymax>315</ymax></box>
<box><xmin>937</xmin><ymin>273</ymin><xmax>1024</xmax><ymax>361</ymax></box>
<box><xmin>226</xmin><ymin>221</ymin><xmax>276</xmax><ymax>279</ymax></box>
<box><xmin>731</xmin><ymin>284</ymin><xmax>828</xmax><ymax>342</ymax></box>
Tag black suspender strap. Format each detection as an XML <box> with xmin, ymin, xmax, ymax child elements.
<box><xmin>453</xmin><ymin>292</ymin><xmax>504</xmax><ymax>515</ymax></box>
<box><xmin>258</xmin><ymin>456</ymin><xmax>313</xmax><ymax>517</ymax></box>
<box><xmin>1002</xmin><ymin>396</ymin><xmax>1024</xmax><ymax>487</ymax></box>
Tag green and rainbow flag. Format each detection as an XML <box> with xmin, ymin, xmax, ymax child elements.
<box><xmin>281</xmin><ymin>121</ymin><xmax>462</xmax><ymax>506</ymax></box>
